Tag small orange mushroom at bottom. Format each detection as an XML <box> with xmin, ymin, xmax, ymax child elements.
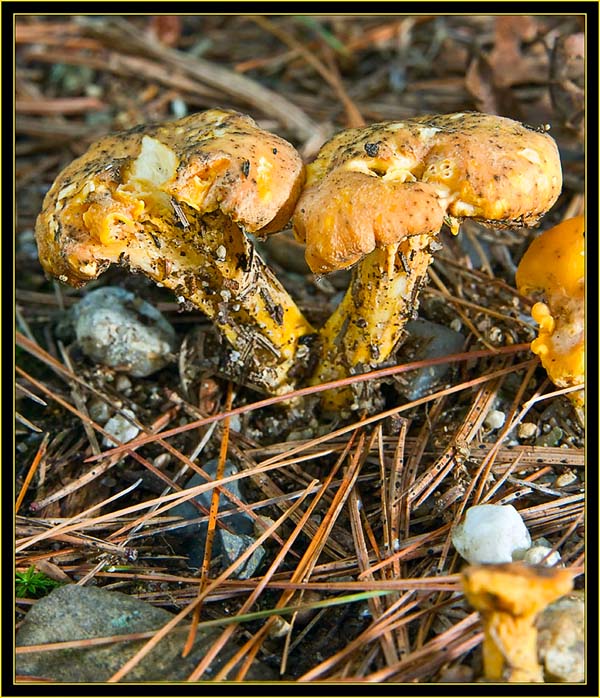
<box><xmin>461</xmin><ymin>562</ymin><xmax>574</xmax><ymax>683</ymax></box>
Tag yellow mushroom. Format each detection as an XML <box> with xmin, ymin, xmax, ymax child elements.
<box><xmin>293</xmin><ymin>112</ymin><xmax>562</xmax><ymax>410</ymax></box>
<box><xmin>35</xmin><ymin>109</ymin><xmax>316</xmax><ymax>395</ymax></box>
<box><xmin>461</xmin><ymin>562</ymin><xmax>574</xmax><ymax>682</ymax></box>
<box><xmin>515</xmin><ymin>215</ymin><xmax>585</xmax><ymax>412</ymax></box>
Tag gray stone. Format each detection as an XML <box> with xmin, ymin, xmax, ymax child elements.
<box><xmin>395</xmin><ymin>319</ymin><xmax>465</xmax><ymax>400</ymax></box>
<box><xmin>219</xmin><ymin>530</ymin><xmax>266</xmax><ymax>580</ymax></box>
<box><xmin>16</xmin><ymin>585</ymin><xmax>274</xmax><ymax>682</ymax></box>
<box><xmin>168</xmin><ymin>460</ymin><xmax>265</xmax><ymax>576</ymax></box>
<box><xmin>70</xmin><ymin>287</ymin><xmax>176</xmax><ymax>377</ymax></box>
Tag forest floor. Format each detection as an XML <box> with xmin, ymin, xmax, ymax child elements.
<box><xmin>15</xmin><ymin>14</ymin><xmax>585</xmax><ymax>684</ymax></box>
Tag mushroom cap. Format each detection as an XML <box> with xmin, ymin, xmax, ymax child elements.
<box><xmin>293</xmin><ymin>170</ymin><xmax>447</xmax><ymax>273</ymax></box>
<box><xmin>35</xmin><ymin>109</ymin><xmax>304</xmax><ymax>286</ymax></box>
<box><xmin>294</xmin><ymin>112</ymin><xmax>562</xmax><ymax>273</ymax></box>
<box><xmin>462</xmin><ymin>562</ymin><xmax>574</xmax><ymax>617</ymax></box>
<box><xmin>516</xmin><ymin>215</ymin><xmax>584</xmax><ymax>298</ymax></box>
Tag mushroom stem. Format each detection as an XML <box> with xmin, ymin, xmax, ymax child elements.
<box><xmin>123</xmin><ymin>213</ymin><xmax>315</xmax><ymax>394</ymax></box>
<box><xmin>461</xmin><ymin>563</ymin><xmax>574</xmax><ymax>682</ymax></box>
<box><xmin>50</xmin><ymin>203</ymin><xmax>315</xmax><ymax>394</ymax></box>
<box><xmin>311</xmin><ymin>234</ymin><xmax>435</xmax><ymax>410</ymax></box>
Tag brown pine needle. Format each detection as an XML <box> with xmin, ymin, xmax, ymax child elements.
<box><xmin>183</xmin><ymin>383</ymin><xmax>234</xmax><ymax>657</ymax></box>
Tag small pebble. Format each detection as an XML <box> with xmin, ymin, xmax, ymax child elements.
<box><xmin>437</xmin><ymin>664</ymin><xmax>475</xmax><ymax>683</ymax></box>
<box><xmin>253</xmin><ymin>516</ymin><xmax>276</xmax><ymax>538</ymax></box>
<box><xmin>452</xmin><ymin>504</ymin><xmax>531</xmax><ymax>564</ymax></box>
<box><xmin>219</xmin><ymin>530</ymin><xmax>265</xmax><ymax>579</ymax></box>
<box><xmin>170</xmin><ymin>97</ymin><xmax>188</xmax><ymax>119</ymax></box>
<box><xmin>102</xmin><ymin>409</ymin><xmax>140</xmax><ymax>447</ymax></box>
<box><xmin>153</xmin><ymin>453</ymin><xmax>171</xmax><ymax>469</ymax></box>
<box><xmin>484</xmin><ymin>409</ymin><xmax>505</xmax><ymax>430</ymax></box>
<box><xmin>70</xmin><ymin>287</ymin><xmax>176</xmax><ymax>377</ymax></box>
<box><xmin>514</xmin><ymin>543</ymin><xmax>561</xmax><ymax>567</ymax></box>
<box><xmin>487</xmin><ymin>326</ymin><xmax>503</xmax><ymax>345</ymax></box>
<box><xmin>517</xmin><ymin>422</ymin><xmax>538</xmax><ymax>439</ymax></box>
<box><xmin>115</xmin><ymin>375</ymin><xmax>132</xmax><ymax>394</ymax></box>
<box><xmin>268</xmin><ymin>616</ymin><xmax>292</xmax><ymax>639</ymax></box>
<box><xmin>554</xmin><ymin>470</ymin><xmax>578</xmax><ymax>488</ymax></box>
<box><xmin>87</xmin><ymin>398</ymin><xmax>112</xmax><ymax>424</ymax></box>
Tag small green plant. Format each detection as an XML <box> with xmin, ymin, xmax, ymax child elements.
<box><xmin>15</xmin><ymin>566</ymin><xmax>62</xmax><ymax>599</ymax></box>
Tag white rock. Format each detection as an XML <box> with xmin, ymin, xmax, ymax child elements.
<box><xmin>102</xmin><ymin>409</ymin><xmax>140</xmax><ymax>447</ymax></box>
<box><xmin>513</xmin><ymin>538</ymin><xmax>561</xmax><ymax>567</ymax></box>
<box><xmin>452</xmin><ymin>504</ymin><xmax>531</xmax><ymax>564</ymax></box>
<box><xmin>519</xmin><ymin>545</ymin><xmax>561</xmax><ymax>567</ymax></box>
<box><xmin>484</xmin><ymin>409</ymin><xmax>506</xmax><ymax>430</ymax></box>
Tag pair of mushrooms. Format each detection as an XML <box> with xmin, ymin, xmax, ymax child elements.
<box><xmin>36</xmin><ymin>108</ymin><xmax>565</xmax><ymax>407</ymax></box>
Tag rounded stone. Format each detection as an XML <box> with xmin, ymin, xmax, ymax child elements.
<box><xmin>72</xmin><ymin>287</ymin><xmax>176</xmax><ymax>377</ymax></box>
<box><xmin>452</xmin><ymin>503</ymin><xmax>532</xmax><ymax>564</ymax></box>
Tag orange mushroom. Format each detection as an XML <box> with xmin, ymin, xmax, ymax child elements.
<box><xmin>293</xmin><ymin>112</ymin><xmax>562</xmax><ymax>410</ymax></box>
<box><xmin>461</xmin><ymin>562</ymin><xmax>574</xmax><ymax>682</ymax></box>
<box><xmin>35</xmin><ymin>109</ymin><xmax>315</xmax><ymax>395</ymax></box>
<box><xmin>515</xmin><ymin>215</ymin><xmax>585</xmax><ymax>412</ymax></box>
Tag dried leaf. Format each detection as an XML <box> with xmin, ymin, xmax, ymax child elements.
<box><xmin>465</xmin><ymin>47</ymin><xmax>525</xmax><ymax>117</ymax></box>
<box><xmin>489</xmin><ymin>16</ymin><xmax>547</xmax><ymax>88</ymax></box>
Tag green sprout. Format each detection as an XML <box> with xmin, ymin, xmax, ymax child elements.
<box><xmin>16</xmin><ymin>566</ymin><xmax>62</xmax><ymax>599</ymax></box>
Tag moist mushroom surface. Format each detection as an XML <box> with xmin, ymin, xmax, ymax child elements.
<box><xmin>293</xmin><ymin>112</ymin><xmax>563</xmax><ymax>409</ymax></box>
<box><xmin>516</xmin><ymin>215</ymin><xmax>585</xmax><ymax>412</ymax></box>
<box><xmin>36</xmin><ymin>108</ymin><xmax>315</xmax><ymax>395</ymax></box>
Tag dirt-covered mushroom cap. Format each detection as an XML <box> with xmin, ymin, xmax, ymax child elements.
<box><xmin>36</xmin><ymin>108</ymin><xmax>305</xmax><ymax>286</ymax></box>
<box><xmin>294</xmin><ymin>112</ymin><xmax>562</xmax><ymax>274</ymax></box>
